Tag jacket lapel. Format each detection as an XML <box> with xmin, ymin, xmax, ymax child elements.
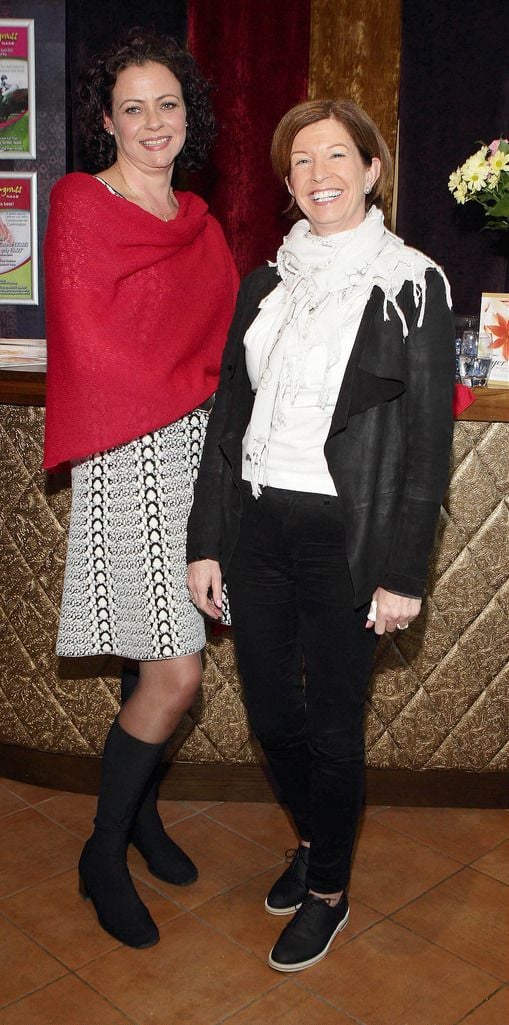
<box><xmin>328</xmin><ymin>286</ymin><xmax>407</xmax><ymax>437</ymax></box>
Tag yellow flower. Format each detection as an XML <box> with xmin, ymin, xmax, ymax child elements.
<box><xmin>489</xmin><ymin>149</ymin><xmax>509</xmax><ymax>173</ymax></box>
<box><xmin>449</xmin><ymin>139</ymin><xmax>509</xmax><ymax>229</ymax></box>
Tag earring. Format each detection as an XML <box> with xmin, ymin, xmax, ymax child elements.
<box><xmin>364</xmin><ymin>183</ymin><xmax>372</xmax><ymax>194</ymax></box>
<box><xmin>185</xmin><ymin>121</ymin><xmax>188</xmax><ymax>127</ymax></box>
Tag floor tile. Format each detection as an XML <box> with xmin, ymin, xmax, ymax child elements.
<box><xmin>301</xmin><ymin>919</ymin><xmax>498</xmax><ymax>1025</ymax></box>
<box><xmin>0</xmin><ymin>808</ymin><xmax>83</xmax><ymax>897</ymax></box>
<box><xmin>1</xmin><ymin>867</ymin><xmax>183</xmax><ymax>969</ymax></box>
<box><xmin>37</xmin><ymin>792</ymin><xmax>98</xmax><ymax>839</ymax></box>
<box><xmin>156</xmin><ymin>798</ymin><xmax>202</xmax><ymax>826</ymax></box>
<box><xmin>458</xmin><ymin>986</ymin><xmax>509</xmax><ymax>1025</ymax></box>
<box><xmin>0</xmin><ymin>784</ymin><xmax>26</xmax><ymax>818</ymax></box>
<box><xmin>471</xmin><ymin>839</ymin><xmax>509</xmax><ymax>886</ymax></box>
<box><xmin>0</xmin><ymin>914</ymin><xmax>66</xmax><ymax>1007</ymax></box>
<box><xmin>204</xmin><ymin>801</ymin><xmax>298</xmax><ymax>854</ymax></box>
<box><xmin>393</xmin><ymin>867</ymin><xmax>509</xmax><ymax>980</ymax></box>
<box><xmin>223</xmin><ymin>983</ymin><xmax>355</xmax><ymax>1025</ymax></box>
<box><xmin>0</xmin><ymin>974</ymin><xmax>133</xmax><ymax>1024</ymax></box>
<box><xmin>78</xmin><ymin>913</ymin><xmax>276</xmax><ymax>1025</ymax></box>
<box><xmin>349</xmin><ymin>816</ymin><xmax>462</xmax><ymax>914</ymax></box>
<box><xmin>0</xmin><ymin>791</ymin><xmax>506</xmax><ymax>1025</ymax></box>
<box><xmin>186</xmin><ymin>800</ymin><xmax>224</xmax><ymax>811</ymax></box>
<box><xmin>372</xmin><ymin>806</ymin><xmax>509</xmax><ymax>863</ymax></box>
<box><xmin>0</xmin><ymin>778</ymin><xmax>61</xmax><ymax>806</ymax></box>
<box><xmin>195</xmin><ymin>865</ymin><xmax>381</xmax><ymax>961</ymax></box>
<box><xmin>364</xmin><ymin>804</ymin><xmax>389</xmax><ymax>816</ymax></box>
<box><xmin>40</xmin><ymin>791</ymin><xmax>205</xmax><ymax>846</ymax></box>
<box><xmin>137</xmin><ymin>813</ymin><xmax>278</xmax><ymax>910</ymax></box>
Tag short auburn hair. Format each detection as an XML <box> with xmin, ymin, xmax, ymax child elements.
<box><xmin>270</xmin><ymin>98</ymin><xmax>392</xmax><ymax>217</ymax></box>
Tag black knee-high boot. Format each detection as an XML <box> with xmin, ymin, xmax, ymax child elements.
<box><xmin>78</xmin><ymin>719</ymin><xmax>163</xmax><ymax>948</ymax></box>
<box><xmin>120</xmin><ymin>664</ymin><xmax>198</xmax><ymax>885</ymax></box>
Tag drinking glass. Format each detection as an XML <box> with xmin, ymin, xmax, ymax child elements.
<box><xmin>463</xmin><ymin>357</ymin><xmax>492</xmax><ymax>387</ymax></box>
<box><xmin>459</xmin><ymin>330</ymin><xmax>478</xmax><ymax>384</ymax></box>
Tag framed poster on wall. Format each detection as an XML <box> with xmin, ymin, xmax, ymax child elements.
<box><xmin>0</xmin><ymin>172</ymin><xmax>38</xmax><ymax>304</ymax></box>
<box><xmin>0</xmin><ymin>19</ymin><xmax>36</xmax><ymax>159</ymax></box>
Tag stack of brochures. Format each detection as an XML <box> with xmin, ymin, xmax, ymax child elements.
<box><xmin>0</xmin><ymin>337</ymin><xmax>46</xmax><ymax>371</ymax></box>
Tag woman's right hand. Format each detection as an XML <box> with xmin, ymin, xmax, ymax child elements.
<box><xmin>187</xmin><ymin>559</ymin><xmax>223</xmax><ymax>619</ymax></box>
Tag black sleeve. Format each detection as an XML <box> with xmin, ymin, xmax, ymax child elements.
<box><xmin>379</xmin><ymin>269</ymin><xmax>456</xmax><ymax>597</ymax></box>
<box><xmin>186</xmin><ymin>272</ymin><xmax>258</xmax><ymax>565</ymax></box>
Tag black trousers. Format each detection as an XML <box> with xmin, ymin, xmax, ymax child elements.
<box><xmin>226</xmin><ymin>484</ymin><xmax>376</xmax><ymax>893</ymax></box>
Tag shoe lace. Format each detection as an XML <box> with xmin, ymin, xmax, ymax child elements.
<box><xmin>293</xmin><ymin>893</ymin><xmax>338</xmax><ymax>926</ymax></box>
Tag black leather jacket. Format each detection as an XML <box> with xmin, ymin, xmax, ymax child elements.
<box><xmin>187</xmin><ymin>263</ymin><xmax>455</xmax><ymax>607</ymax></box>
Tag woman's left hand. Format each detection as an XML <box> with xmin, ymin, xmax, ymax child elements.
<box><xmin>366</xmin><ymin>586</ymin><xmax>422</xmax><ymax>636</ymax></box>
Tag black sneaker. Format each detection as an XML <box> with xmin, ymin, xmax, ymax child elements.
<box><xmin>265</xmin><ymin>846</ymin><xmax>309</xmax><ymax>916</ymax></box>
<box><xmin>268</xmin><ymin>892</ymin><xmax>349</xmax><ymax>972</ymax></box>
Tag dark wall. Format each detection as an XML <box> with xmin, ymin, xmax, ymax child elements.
<box><xmin>0</xmin><ymin>0</ymin><xmax>65</xmax><ymax>339</ymax></box>
<box><xmin>397</xmin><ymin>0</ymin><xmax>509</xmax><ymax>315</ymax></box>
<box><xmin>66</xmin><ymin>0</ymin><xmax>187</xmax><ymax>171</ymax></box>
<box><xmin>0</xmin><ymin>0</ymin><xmax>187</xmax><ymax>339</ymax></box>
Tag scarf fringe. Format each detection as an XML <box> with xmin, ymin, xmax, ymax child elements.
<box><xmin>244</xmin><ymin>209</ymin><xmax>451</xmax><ymax>498</ymax></box>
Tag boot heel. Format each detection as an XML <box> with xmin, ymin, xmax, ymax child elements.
<box><xmin>78</xmin><ymin>873</ymin><xmax>90</xmax><ymax>900</ymax></box>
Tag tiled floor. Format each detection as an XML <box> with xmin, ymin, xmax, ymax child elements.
<box><xmin>0</xmin><ymin>778</ymin><xmax>507</xmax><ymax>1025</ymax></box>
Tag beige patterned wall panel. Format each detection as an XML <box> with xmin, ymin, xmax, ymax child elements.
<box><xmin>0</xmin><ymin>406</ymin><xmax>507</xmax><ymax>772</ymax></box>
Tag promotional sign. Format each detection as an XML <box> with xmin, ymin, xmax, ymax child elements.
<box><xmin>0</xmin><ymin>19</ymin><xmax>36</xmax><ymax>159</ymax></box>
<box><xmin>0</xmin><ymin>172</ymin><xmax>38</xmax><ymax>304</ymax></box>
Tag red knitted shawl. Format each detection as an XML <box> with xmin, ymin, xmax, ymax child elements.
<box><xmin>43</xmin><ymin>173</ymin><xmax>238</xmax><ymax>470</ymax></box>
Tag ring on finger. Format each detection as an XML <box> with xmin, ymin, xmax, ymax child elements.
<box><xmin>396</xmin><ymin>622</ymin><xmax>409</xmax><ymax>630</ymax></box>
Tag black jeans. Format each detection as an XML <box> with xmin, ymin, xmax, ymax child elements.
<box><xmin>227</xmin><ymin>484</ymin><xmax>376</xmax><ymax>893</ymax></box>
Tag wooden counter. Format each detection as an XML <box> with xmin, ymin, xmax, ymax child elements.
<box><xmin>0</xmin><ymin>369</ymin><xmax>507</xmax><ymax>805</ymax></box>
<box><xmin>457</xmin><ymin>386</ymin><xmax>509</xmax><ymax>422</ymax></box>
<box><xmin>1</xmin><ymin>370</ymin><xmax>507</xmax><ymax>421</ymax></box>
<box><xmin>0</xmin><ymin>370</ymin><xmax>46</xmax><ymax>407</ymax></box>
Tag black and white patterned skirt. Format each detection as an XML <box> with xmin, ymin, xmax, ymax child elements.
<box><xmin>57</xmin><ymin>410</ymin><xmax>214</xmax><ymax>660</ymax></box>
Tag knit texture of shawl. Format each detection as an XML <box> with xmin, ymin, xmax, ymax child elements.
<box><xmin>43</xmin><ymin>173</ymin><xmax>239</xmax><ymax>471</ymax></box>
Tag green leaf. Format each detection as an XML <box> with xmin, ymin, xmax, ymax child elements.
<box><xmin>489</xmin><ymin>195</ymin><xmax>509</xmax><ymax>216</ymax></box>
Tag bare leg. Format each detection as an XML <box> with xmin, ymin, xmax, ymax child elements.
<box><xmin>301</xmin><ymin>840</ymin><xmax>341</xmax><ymax>905</ymax></box>
<box><xmin>118</xmin><ymin>653</ymin><xmax>202</xmax><ymax>743</ymax></box>
<box><xmin>309</xmin><ymin>889</ymin><xmax>342</xmax><ymax>906</ymax></box>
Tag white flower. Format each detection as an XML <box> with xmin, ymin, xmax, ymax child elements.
<box><xmin>490</xmin><ymin>148</ymin><xmax>509</xmax><ymax>174</ymax></box>
<box><xmin>462</xmin><ymin>153</ymin><xmax>491</xmax><ymax>192</ymax></box>
<box><xmin>453</xmin><ymin>181</ymin><xmax>468</xmax><ymax>204</ymax></box>
<box><xmin>448</xmin><ymin>168</ymin><xmax>462</xmax><ymax>193</ymax></box>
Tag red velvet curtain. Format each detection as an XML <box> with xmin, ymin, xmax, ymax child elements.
<box><xmin>188</xmin><ymin>0</ymin><xmax>310</xmax><ymax>275</ymax></box>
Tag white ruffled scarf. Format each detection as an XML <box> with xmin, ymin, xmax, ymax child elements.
<box><xmin>244</xmin><ymin>206</ymin><xmax>451</xmax><ymax>497</ymax></box>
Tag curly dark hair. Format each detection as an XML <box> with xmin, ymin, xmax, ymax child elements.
<box><xmin>75</xmin><ymin>27</ymin><xmax>215</xmax><ymax>173</ymax></box>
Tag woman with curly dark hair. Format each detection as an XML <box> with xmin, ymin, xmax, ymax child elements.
<box><xmin>43</xmin><ymin>29</ymin><xmax>238</xmax><ymax>950</ymax></box>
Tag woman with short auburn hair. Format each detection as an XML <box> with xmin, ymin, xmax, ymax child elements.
<box><xmin>187</xmin><ymin>98</ymin><xmax>454</xmax><ymax>973</ymax></box>
<box><xmin>270</xmin><ymin>98</ymin><xmax>392</xmax><ymax>215</ymax></box>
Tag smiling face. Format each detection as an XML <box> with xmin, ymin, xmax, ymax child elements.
<box><xmin>103</xmin><ymin>61</ymin><xmax>187</xmax><ymax>173</ymax></box>
<box><xmin>286</xmin><ymin>118</ymin><xmax>381</xmax><ymax>236</ymax></box>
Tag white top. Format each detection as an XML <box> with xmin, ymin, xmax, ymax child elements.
<box><xmin>240</xmin><ymin>209</ymin><xmax>452</xmax><ymax>500</ymax></box>
<box><xmin>242</xmin><ymin>298</ymin><xmax>363</xmax><ymax>494</ymax></box>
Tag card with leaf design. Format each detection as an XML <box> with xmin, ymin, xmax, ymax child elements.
<box><xmin>478</xmin><ymin>292</ymin><xmax>509</xmax><ymax>386</ymax></box>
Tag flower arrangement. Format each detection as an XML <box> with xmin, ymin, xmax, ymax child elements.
<box><xmin>449</xmin><ymin>138</ymin><xmax>509</xmax><ymax>230</ymax></box>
